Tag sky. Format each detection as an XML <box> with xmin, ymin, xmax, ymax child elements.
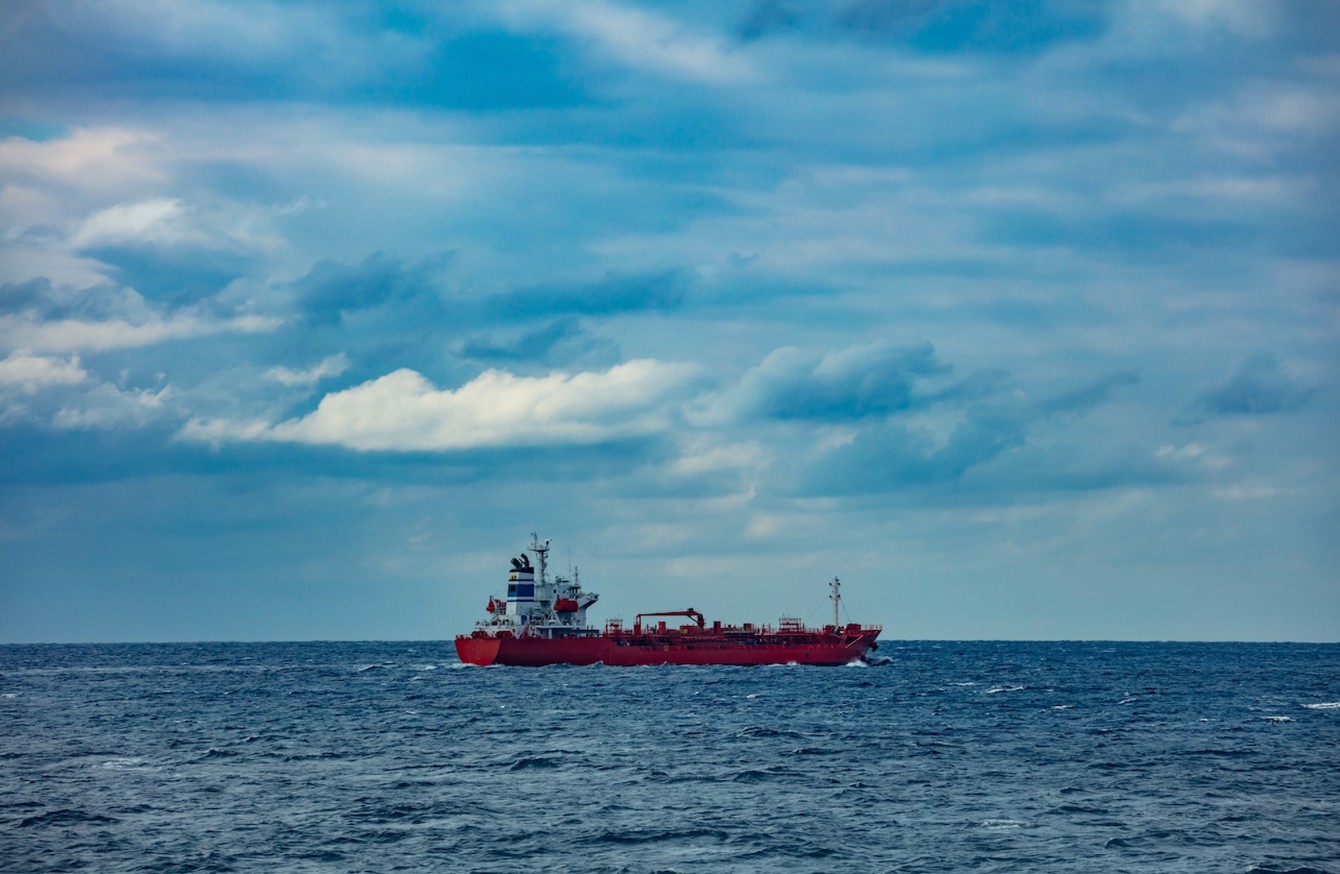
<box><xmin>1</xmin><ymin>0</ymin><xmax>1337</xmax><ymax>643</ymax></box>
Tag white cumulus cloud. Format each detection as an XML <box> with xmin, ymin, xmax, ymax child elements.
<box><xmin>181</xmin><ymin>359</ymin><xmax>703</xmax><ymax>451</ymax></box>
<box><xmin>0</xmin><ymin>352</ymin><xmax>88</xmax><ymax>394</ymax></box>
<box><xmin>53</xmin><ymin>383</ymin><xmax>172</xmax><ymax>430</ymax></box>
<box><xmin>70</xmin><ymin>198</ymin><xmax>188</xmax><ymax>248</ymax></box>
<box><xmin>265</xmin><ymin>354</ymin><xmax>350</xmax><ymax>387</ymax></box>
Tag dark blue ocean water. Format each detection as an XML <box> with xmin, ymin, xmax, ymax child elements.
<box><xmin>2</xmin><ymin>642</ymin><xmax>1337</xmax><ymax>873</ymax></box>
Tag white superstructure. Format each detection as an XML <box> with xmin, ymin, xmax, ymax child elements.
<box><xmin>476</xmin><ymin>533</ymin><xmax>599</xmax><ymax>638</ymax></box>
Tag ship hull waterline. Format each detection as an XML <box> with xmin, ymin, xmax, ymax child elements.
<box><xmin>454</xmin><ymin>632</ymin><xmax>879</xmax><ymax>667</ymax></box>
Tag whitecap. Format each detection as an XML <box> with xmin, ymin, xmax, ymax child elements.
<box><xmin>101</xmin><ymin>757</ymin><xmax>157</xmax><ymax>771</ymax></box>
<box><xmin>1</xmin><ymin>693</ymin><xmax>17</xmax><ymax>699</ymax></box>
<box><xmin>1303</xmin><ymin>701</ymin><xmax>1340</xmax><ymax>710</ymax></box>
<box><xmin>1260</xmin><ymin>715</ymin><xmax>1293</xmax><ymax>723</ymax></box>
<box><xmin>101</xmin><ymin>758</ymin><xmax>141</xmax><ymax>769</ymax></box>
<box><xmin>980</xmin><ymin>819</ymin><xmax>1026</xmax><ymax>830</ymax></box>
<box><xmin>984</xmin><ymin>685</ymin><xmax>1025</xmax><ymax>694</ymax></box>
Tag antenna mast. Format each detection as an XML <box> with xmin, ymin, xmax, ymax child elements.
<box><xmin>830</xmin><ymin>577</ymin><xmax>841</xmax><ymax>628</ymax></box>
<box><xmin>530</xmin><ymin>532</ymin><xmax>550</xmax><ymax>585</ymax></box>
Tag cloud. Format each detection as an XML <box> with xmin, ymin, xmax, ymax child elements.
<box><xmin>0</xmin><ymin>276</ymin><xmax>282</xmax><ymax>355</ymax></box>
<box><xmin>292</xmin><ymin>252</ymin><xmax>453</xmax><ymax>326</ymax></box>
<box><xmin>501</xmin><ymin>0</ymin><xmax>758</xmax><ymax>84</ymax></box>
<box><xmin>0</xmin><ymin>352</ymin><xmax>88</xmax><ymax>394</ymax></box>
<box><xmin>70</xmin><ymin>198</ymin><xmax>188</xmax><ymax>249</ymax></box>
<box><xmin>712</xmin><ymin>340</ymin><xmax>951</xmax><ymax>422</ymax></box>
<box><xmin>494</xmin><ymin>269</ymin><xmax>689</xmax><ymax>320</ymax></box>
<box><xmin>830</xmin><ymin>0</ymin><xmax>1109</xmax><ymax>53</ymax></box>
<box><xmin>793</xmin><ymin>412</ymin><xmax>1026</xmax><ymax>495</ymax></box>
<box><xmin>80</xmin><ymin>244</ymin><xmax>259</xmax><ymax>306</ymax></box>
<box><xmin>64</xmin><ymin>195</ymin><xmax>286</xmax><ymax>303</ymax></box>
<box><xmin>265</xmin><ymin>354</ymin><xmax>350</xmax><ymax>388</ymax></box>
<box><xmin>52</xmin><ymin>382</ymin><xmax>171</xmax><ymax>430</ymax></box>
<box><xmin>286</xmin><ymin>257</ymin><xmax>689</xmax><ymax>374</ymax></box>
<box><xmin>0</xmin><ymin>127</ymin><xmax>164</xmax><ymax>198</ymax></box>
<box><xmin>737</xmin><ymin>0</ymin><xmax>1109</xmax><ymax>53</ymax></box>
<box><xmin>1</xmin><ymin>3</ymin><xmax>585</xmax><ymax>111</ymax></box>
<box><xmin>180</xmin><ymin>359</ymin><xmax>704</xmax><ymax>451</ymax></box>
<box><xmin>455</xmin><ymin>319</ymin><xmax>619</xmax><ymax>368</ymax></box>
<box><xmin>1156</xmin><ymin>0</ymin><xmax>1280</xmax><ymax>37</ymax></box>
<box><xmin>0</xmin><ymin>350</ymin><xmax>173</xmax><ymax>431</ymax></box>
<box><xmin>0</xmin><ymin>309</ymin><xmax>279</xmax><ymax>354</ymax></box>
<box><xmin>1036</xmin><ymin>370</ymin><xmax>1140</xmax><ymax>415</ymax></box>
<box><xmin>1195</xmin><ymin>350</ymin><xmax>1317</xmax><ymax>416</ymax></box>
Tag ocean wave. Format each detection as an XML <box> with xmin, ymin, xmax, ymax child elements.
<box><xmin>588</xmin><ymin>827</ymin><xmax>731</xmax><ymax>846</ymax></box>
<box><xmin>979</xmin><ymin>819</ymin><xmax>1028</xmax><ymax>830</ymax></box>
<box><xmin>507</xmin><ymin>755</ymin><xmax>563</xmax><ymax>771</ymax></box>
<box><xmin>195</xmin><ymin>747</ymin><xmax>236</xmax><ymax>760</ymax></box>
<box><xmin>730</xmin><ymin>767</ymin><xmax>788</xmax><ymax>783</ymax></box>
<box><xmin>20</xmin><ymin>808</ymin><xmax>119</xmax><ymax>828</ymax></box>
<box><xmin>737</xmin><ymin>726</ymin><xmax>804</xmax><ymax>739</ymax></box>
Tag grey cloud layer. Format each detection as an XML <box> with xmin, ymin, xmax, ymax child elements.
<box><xmin>1</xmin><ymin>0</ymin><xmax>1335</xmax><ymax>641</ymax></box>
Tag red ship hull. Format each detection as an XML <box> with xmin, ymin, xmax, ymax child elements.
<box><xmin>455</xmin><ymin>628</ymin><xmax>879</xmax><ymax>667</ymax></box>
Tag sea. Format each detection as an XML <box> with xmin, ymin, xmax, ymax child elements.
<box><xmin>2</xmin><ymin>641</ymin><xmax>1337</xmax><ymax>873</ymax></box>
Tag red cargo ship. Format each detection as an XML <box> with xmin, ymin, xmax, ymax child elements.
<box><xmin>454</xmin><ymin>535</ymin><xmax>882</xmax><ymax>666</ymax></box>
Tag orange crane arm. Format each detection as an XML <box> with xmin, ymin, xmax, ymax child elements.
<box><xmin>634</xmin><ymin>609</ymin><xmax>705</xmax><ymax>629</ymax></box>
